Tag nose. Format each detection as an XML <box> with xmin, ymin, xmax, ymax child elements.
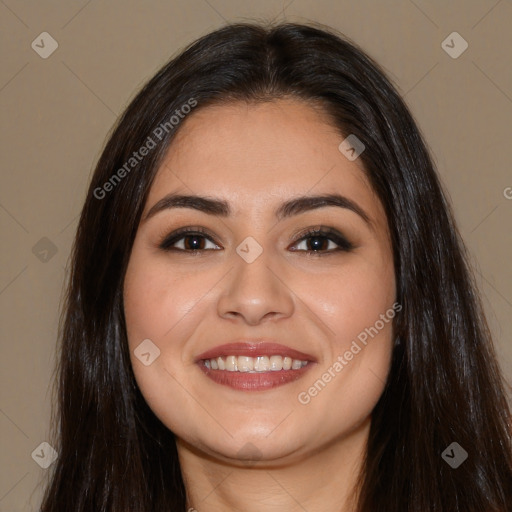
<box><xmin>217</xmin><ymin>246</ymin><xmax>295</xmax><ymax>326</ymax></box>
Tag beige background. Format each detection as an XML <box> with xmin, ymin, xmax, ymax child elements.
<box><xmin>0</xmin><ymin>0</ymin><xmax>511</xmax><ymax>510</ymax></box>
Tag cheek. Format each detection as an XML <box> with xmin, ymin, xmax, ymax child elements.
<box><xmin>123</xmin><ymin>255</ymin><xmax>206</xmax><ymax>346</ymax></box>
<box><xmin>123</xmin><ymin>254</ymin><xmax>214</xmax><ymax>435</ymax></box>
<box><xmin>293</xmin><ymin>256</ymin><xmax>395</xmax><ymax>433</ymax></box>
<box><xmin>302</xmin><ymin>255</ymin><xmax>396</xmax><ymax>347</ymax></box>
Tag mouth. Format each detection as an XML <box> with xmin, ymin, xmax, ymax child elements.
<box><xmin>195</xmin><ymin>341</ymin><xmax>317</xmax><ymax>391</ymax></box>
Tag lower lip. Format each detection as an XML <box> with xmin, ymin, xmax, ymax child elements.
<box><xmin>197</xmin><ymin>361</ymin><xmax>316</xmax><ymax>391</ymax></box>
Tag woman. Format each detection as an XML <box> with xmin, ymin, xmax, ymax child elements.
<box><xmin>40</xmin><ymin>21</ymin><xmax>512</xmax><ymax>511</ymax></box>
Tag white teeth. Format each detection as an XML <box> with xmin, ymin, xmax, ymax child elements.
<box><xmin>204</xmin><ymin>355</ymin><xmax>309</xmax><ymax>372</ymax></box>
<box><xmin>254</xmin><ymin>356</ymin><xmax>270</xmax><ymax>372</ymax></box>
<box><xmin>269</xmin><ymin>355</ymin><xmax>283</xmax><ymax>371</ymax></box>
<box><xmin>225</xmin><ymin>355</ymin><xmax>238</xmax><ymax>371</ymax></box>
<box><xmin>291</xmin><ymin>359</ymin><xmax>302</xmax><ymax>370</ymax></box>
<box><xmin>237</xmin><ymin>356</ymin><xmax>254</xmax><ymax>372</ymax></box>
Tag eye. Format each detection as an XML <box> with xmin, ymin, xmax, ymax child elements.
<box><xmin>290</xmin><ymin>226</ymin><xmax>354</xmax><ymax>254</ymax></box>
<box><xmin>158</xmin><ymin>227</ymin><xmax>220</xmax><ymax>252</ymax></box>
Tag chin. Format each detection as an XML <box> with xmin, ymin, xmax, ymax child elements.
<box><xmin>195</xmin><ymin>425</ymin><xmax>308</xmax><ymax>464</ymax></box>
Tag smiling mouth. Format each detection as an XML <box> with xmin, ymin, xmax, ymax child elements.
<box><xmin>197</xmin><ymin>355</ymin><xmax>315</xmax><ymax>391</ymax></box>
<box><xmin>195</xmin><ymin>341</ymin><xmax>317</xmax><ymax>391</ymax></box>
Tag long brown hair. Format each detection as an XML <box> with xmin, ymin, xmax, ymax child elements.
<box><xmin>40</xmin><ymin>21</ymin><xmax>512</xmax><ymax>511</ymax></box>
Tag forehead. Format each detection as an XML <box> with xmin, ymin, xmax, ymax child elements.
<box><xmin>146</xmin><ymin>98</ymin><xmax>383</xmax><ymax>224</ymax></box>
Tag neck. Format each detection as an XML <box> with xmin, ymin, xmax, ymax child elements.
<box><xmin>177</xmin><ymin>415</ymin><xmax>370</xmax><ymax>512</ymax></box>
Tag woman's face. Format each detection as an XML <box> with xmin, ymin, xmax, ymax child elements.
<box><xmin>123</xmin><ymin>98</ymin><xmax>396</xmax><ymax>464</ymax></box>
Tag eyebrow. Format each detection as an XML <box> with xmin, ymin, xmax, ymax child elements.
<box><xmin>143</xmin><ymin>193</ymin><xmax>373</xmax><ymax>227</ymax></box>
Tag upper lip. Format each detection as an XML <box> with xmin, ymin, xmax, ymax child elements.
<box><xmin>195</xmin><ymin>340</ymin><xmax>317</xmax><ymax>363</ymax></box>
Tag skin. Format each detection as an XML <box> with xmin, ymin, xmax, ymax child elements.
<box><xmin>123</xmin><ymin>98</ymin><xmax>396</xmax><ymax>512</ymax></box>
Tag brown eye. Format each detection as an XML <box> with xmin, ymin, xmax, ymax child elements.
<box><xmin>159</xmin><ymin>227</ymin><xmax>221</xmax><ymax>252</ymax></box>
<box><xmin>290</xmin><ymin>227</ymin><xmax>354</xmax><ymax>253</ymax></box>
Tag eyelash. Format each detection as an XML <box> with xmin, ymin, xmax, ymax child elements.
<box><xmin>158</xmin><ymin>226</ymin><xmax>354</xmax><ymax>255</ymax></box>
